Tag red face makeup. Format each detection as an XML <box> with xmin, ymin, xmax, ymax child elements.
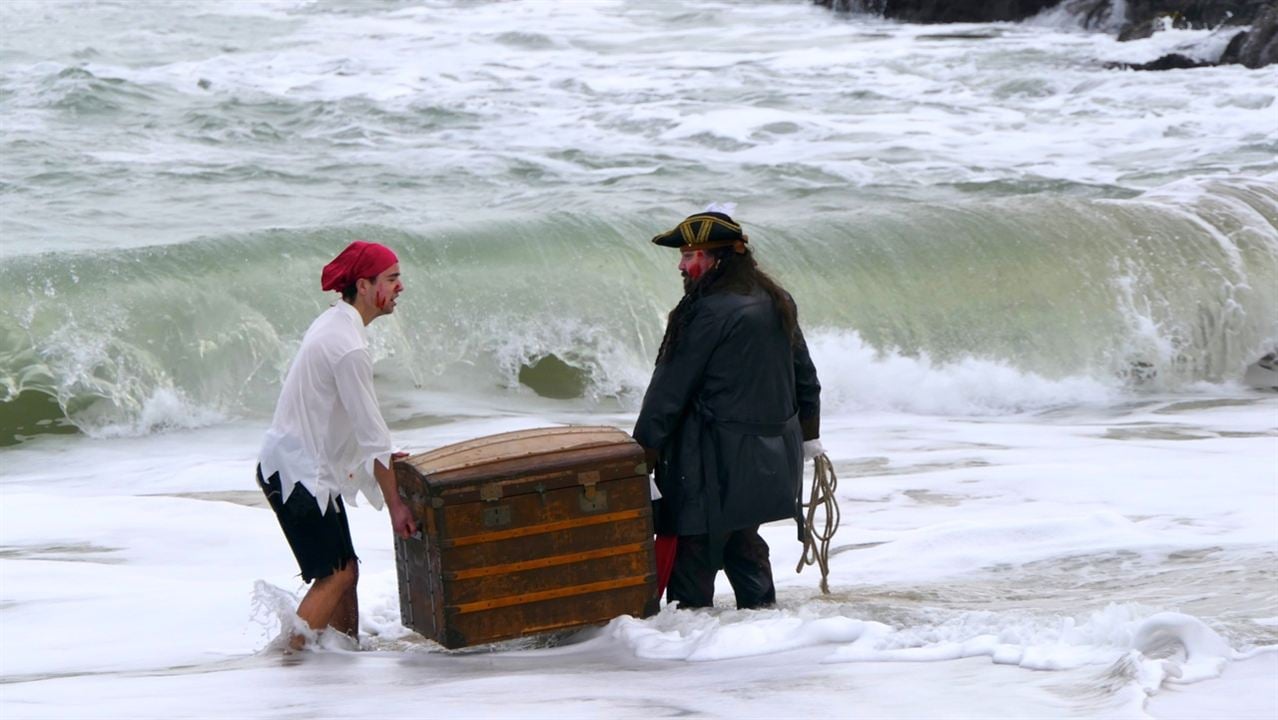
<box><xmin>367</xmin><ymin>263</ymin><xmax>402</xmax><ymax>314</ymax></box>
<box><xmin>679</xmin><ymin>250</ymin><xmax>714</xmax><ymax>281</ymax></box>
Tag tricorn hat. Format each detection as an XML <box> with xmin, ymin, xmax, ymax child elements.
<box><xmin>651</xmin><ymin>211</ymin><xmax>748</xmax><ymax>253</ymax></box>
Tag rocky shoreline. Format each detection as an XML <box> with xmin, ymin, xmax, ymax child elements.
<box><xmin>815</xmin><ymin>0</ymin><xmax>1278</xmax><ymax>68</ymax></box>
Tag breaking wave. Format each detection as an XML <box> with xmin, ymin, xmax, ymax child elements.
<box><xmin>1</xmin><ymin>175</ymin><xmax>1275</xmax><ymax>440</ymax></box>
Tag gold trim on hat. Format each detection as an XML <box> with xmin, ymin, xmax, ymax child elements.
<box><xmin>674</xmin><ymin>215</ymin><xmax>742</xmax><ymax>246</ymax></box>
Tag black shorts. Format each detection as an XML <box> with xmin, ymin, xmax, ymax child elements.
<box><xmin>257</xmin><ymin>465</ymin><xmax>358</xmax><ymax>583</ymax></box>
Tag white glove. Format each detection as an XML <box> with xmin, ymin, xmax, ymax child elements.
<box><xmin>803</xmin><ymin>439</ymin><xmax>826</xmax><ymax>462</ymax></box>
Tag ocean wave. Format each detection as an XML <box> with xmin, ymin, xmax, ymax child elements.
<box><xmin>1</xmin><ymin>176</ymin><xmax>1274</xmax><ymax>440</ymax></box>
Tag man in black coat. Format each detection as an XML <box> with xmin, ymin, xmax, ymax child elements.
<box><xmin>633</xmin><ymin>210</ymin><xmax>822</xmax><ymax>610</ymax></box>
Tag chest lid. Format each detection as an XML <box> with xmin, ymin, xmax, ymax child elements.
<box><xmin>400</xmin><ymin>426</ymin><xmax>645</xmax><ymax>498</ymax></box>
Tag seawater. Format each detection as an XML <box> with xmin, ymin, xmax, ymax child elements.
<box><xmin>2</xmin><ymin>0</ymin><xmax>1275</xmax><ymax>438</ymax></box>
<box><xmin>0</xmin><ymin>2</ymin><xmax>1276</xmax><ymax>718</ymax></box>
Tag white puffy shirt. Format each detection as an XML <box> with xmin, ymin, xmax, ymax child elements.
<box><xmin>259</xmin><ymin>301</ymin><xmax>393</xmax><ymax>513</ymax></box>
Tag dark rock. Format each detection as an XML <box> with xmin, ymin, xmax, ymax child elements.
<box><xmin>1105</xmin><ymin>52</ymin><xmax>1215</xmax><ymax>70</ymax></box>
<box><xmin>814</xmin><ymin>0</ymin><xmax>1278</xmax><ymax>68</ymax></box>
<box><xmin>1122</xmin><ymin>360</ymin><xmax>1159</xmax><ymax>385</ymax></box>
<box><xmin>1117</xmin><ymin>19</ymin><xmax>1160</xmax><ymax>40</ymax></box>
<box><xmin>1116</xmin><ymin>0</ymin><xmax>1268</xmax><ymax>39</ymax></box>
<box><xmin>1128</xmin><ymin>3</ymin><xmax>1277</xmax><ymax>69</ymax></box>
<box><xmin>1055</xmin><ymin>0</ymin><xmax>1126</xmax><ymax>29</ymax></box>
<box><xmin>518</xmin><ymin>354</ymin><xmax>589</xmax><ymax>399</ymax></box>
<box><xmin>814</xmin><ymin>0</ymin><xmax>1060</xmax><ymax>23</ymax></box>
<box><xmin>1244</xmin><ymin>351</ymin><xmax>1278</xmax><ymax>389</ymax></box>
<box><xmin>1235</xmin><ymin>3</ymin><xmax>1278</xmax><ymax>67</ymax></box>
<box><xmin>817</xmin><ymin>0</ymin><xmax>1272</xmax><ymax>31</ymax></box>
<box><xmin>1220</xmin><ymin>28</ymin><xmax>1251</xmax><ymax>63</ymax></box>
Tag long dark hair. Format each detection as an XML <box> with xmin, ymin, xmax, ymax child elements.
<box><xmin>655</xmin><ymin>246</ymin><xmax>798</xmax><ymax>365</ymax></box>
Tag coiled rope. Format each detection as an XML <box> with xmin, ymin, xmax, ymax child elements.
<box><xmin>796</xmin><ymin>452</ymin><xmax>840</xmax><ymax>594</ymax></box>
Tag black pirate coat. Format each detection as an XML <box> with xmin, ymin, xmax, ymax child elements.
<box><xmin>633</xmin><ymin>286</ymin><xmax>821</xmax><ymax>538</ymax></box>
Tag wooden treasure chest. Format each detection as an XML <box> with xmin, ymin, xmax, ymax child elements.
<box><xmin>393</xmin><ymin>426</ymin><xmax>658</xmax><ymax>648</ymax></box>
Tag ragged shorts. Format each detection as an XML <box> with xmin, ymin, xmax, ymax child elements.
<box><xmin>257</xmin><ymin>465</ymin><xmax>358</xmax><ymax>583</ymax></box>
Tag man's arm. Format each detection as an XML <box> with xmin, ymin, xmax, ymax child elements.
<box><xmin>633</xmin><ymin>303</ymin><xmax>724</xmax><ymax>453</ymax></box>
<box><xmin>375</xmin><ymin>456</ymin><xmax>417</xmax><ymax>539</ymax></box>
<box><xmin>793</xmin><ymin>322</ymin><xmax>821</xmax><ymax>441</ymax></box>
<box><xmin>334</xmin><ymin>350</ymin><xmax>417</xmax><ymax>538</ymax></box>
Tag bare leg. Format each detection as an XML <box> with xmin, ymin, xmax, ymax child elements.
<box><xmin>292</xmin><ymin>562</ymin><xmax>357</xmax><ymax>650</ymax></box>
<box><xmin>328</xmin><ymin>561</ymin><xmax>360</xmax><ymax>638</ymax></box>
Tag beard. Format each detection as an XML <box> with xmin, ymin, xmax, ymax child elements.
<box><xmin>682</xmin><ymin>269</ymin><xmax>713</xmax><ymax>294</ymax></box>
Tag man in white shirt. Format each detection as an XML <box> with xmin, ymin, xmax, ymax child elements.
<box><xmin>258</xmin><ymin>240</ymin><xmax>417</xmax><ymax>650</ymax></box>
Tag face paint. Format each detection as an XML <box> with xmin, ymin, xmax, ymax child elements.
<box><xmin>687</xmin><ymin>254</ymin><xmax>706</xmax><ymax>280</ymax></box>
<box><xmin>373</xmin><ymin>266</ymin><xmax>402</xmax><ymax>314</ymax></box>
<box><xmin>679</xmin><ymin>250</ymin><xmax>713</xmax><ymax>281</ymax></box>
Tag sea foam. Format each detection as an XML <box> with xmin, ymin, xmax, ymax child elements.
<box><xmin>607</xmin><ymin>601</ymin><xmax>1252</xmax><ymax>697</ymax></box>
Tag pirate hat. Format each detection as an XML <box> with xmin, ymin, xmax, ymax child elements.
<box><xmin>651</xmin><ymin>211</ymin><xmax>748</xmax><ymax>253</ymax></box>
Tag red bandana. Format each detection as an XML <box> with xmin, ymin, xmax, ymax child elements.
<box><xmin>320</xmin><ymin>241</ymin><xmax>398</xmax><ymax>292</ymax></box>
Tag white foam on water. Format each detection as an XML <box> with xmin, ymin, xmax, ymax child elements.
<box><xmin>1</xmin><ymin>1</ymin><xmax>1275</xmax><ymax>716</ymax></box>
<box><xmin>1145</xmin><ymin>649</ymin><xmax>1278</xmax><ymax>720</ymax></box>
<box><xmin>608</xmin><ymin>603</ymin><xmax>883</xmax><ymax>662</ymax></box>
<box><xmin>832</xmin><ymin>605</ymin><xmax>1240</xmax><ymax>677</ymax></box>
<box><xmin>807</xmin><ymin>329</ymin><xmax>1120</xmax><ymax>415</ymax></box>
<box><xmin>91</xmin><ymin>387</ymin><xmax>227</xmax><ymax>439</ymax></box>
<box><xmin>2</xmin><ymin>395</ymin><xmax>1273</xmax><ymax>714</ymax></box>
<box><xmin>829</xmin><ymin>511</ymin><xmax>1168</xmax><ymax>580</ymax></box>
<box><xmin>3</xmin><ymin>1</ymin><xmax>1276</xmax><ymax>255</ymax></box>
<box><xmin>604</xmin><ymin>601</ymin><xmax>1248</xmax><ymax>699</ymax></box>
<box><xmin>249</xmin><ymin>580</ymin><xmax>311</xmax><ymax>650</ymax></box>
